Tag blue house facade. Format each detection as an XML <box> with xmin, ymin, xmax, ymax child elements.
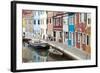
<box><xmin>68</xmin><ymin>13</ymin><xmax>75</xmax><ymax>48</ymax></box>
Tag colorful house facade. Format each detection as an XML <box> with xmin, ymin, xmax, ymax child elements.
<box><xmin>33</xmin><ymin>11</ymin><xmax>41</xmax><ymax>38</ymax></box>
<box><xmin>63</xmin><ymin>13</ymin><xmax>68</xmax><ymax>46</ymax></box>
<box><xmin>53</xmin><ymin>12</ymin><xmax>63</xmax><ymax>42</ymax></box>
<box><xmin>85</xmin><ymin>13</ymin><xmax>91</xmax><ymax>54</ymax></box>
<box><xmin>22</xmin><ymin>10</ymin><xmax>33</xmax><ymax>32</ymax></box>
<box><xmin>22</xmin><ymin>10</ymin><xmax>91</xmax><ymax>55</ymax></box>
<box><xmin>47</xmin><ymin>12</ymin><xmax>53</xmax><ymax>38</ymax></box>
<box><xmin>40</xmin><ymin>11</ymin><xmax>47</xmax><ymax>40</ymax></box>
<box><xmin>74</xmin><ymin>13</ymin><xmax>81</xmax><ymax>49</ymax></box>
<box><xmin>68</xmin><ymin>13</ymin><xmax>75</xmax><ymax>48</ymax></box>
<box><xmin>22</xmin><ymin>10</ymin><xmax>33</xmax><ymax>38</ymax></box>
<box><xmin>74</xmin><ymin>13</ymin><xmax>91</xmax><ymax>54</ymax></box>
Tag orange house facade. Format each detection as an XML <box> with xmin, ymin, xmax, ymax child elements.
<box><xmin>75</xmin><ymin>13</ymin><xmax>91</xmax><ymax>54</ymax></box>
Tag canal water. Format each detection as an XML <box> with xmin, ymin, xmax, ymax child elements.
<box><xmin>22</xmin><ymin>43</ymin><xmax>74</xmax><ymax>63</ymax></box>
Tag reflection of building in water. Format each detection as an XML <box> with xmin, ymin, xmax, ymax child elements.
<box><xmin>31</xmin><ymin>45</ymin><xmax>49</xmax><ymax>62</ymax></box>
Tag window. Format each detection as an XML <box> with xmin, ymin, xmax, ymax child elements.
<box><xmin>38</xmin><ymin>11</ymin><xmax>40</xmax><ymax>16</ymax></box>
<box><xmin>50</xmin><ymin>18</ymin><xmax>51</xmax><ymax>23</ymax></box>
<box><xmin>46</xmin><ymin>29</ymin><xmax>47</xmax><ymax>34</ymax></box>
<box><xmin>60</xmin><ymin>17</ymin><xmax>63</xmax><ymax>26</ymax></box>
<box><xmin>84</xmin><ymin>13</ymin><xmax>87</xmax><ymax>22</ymax></box>
<box><xmin>38</xmin><ymin>19</ymin><xmax>40</xmax><ymax>25</ymax></box>
<box><xmin>40</xmin><ymin>11</ymin><xmax>42</xmax><ymax>14</ymax></box>
<box><xmin>46</xmin><ymin>18</ymin><xmax>48</xmax><ymax>24</ymax></box>
<box><xmin>54</xmin><ymin>18</ymin><xmax>56</xmax><ymax>26</ymax></box>
<box><xmin>56</xmin><ymin>18</ymin><xmax>59</xmax><ymax>26</ymax></box>
<box><xmin>54</xmin><ymin>17</ymin><xmax>60</xmax><ymax>26</ymax></box>
<box><xmin>58</xmin><ymin>18</ymin><xmax>60</xmax><ymax>26</ymax></box>
<box><xmin>78</xmin><ymin>32</ymin><xmax>80</xmax><ymax>42</ymax></box>
<box><xmin>34</xmin><ymin>20</ymin><xmax>36</xmax><ymax>24</ymax></box>
<box><xmin>65</xmin><ymin>32</ymin><xmax>68</xmax><ymax>38</ymax></box>
<box><xmin>79</xmin><ymin>13</ymin><xmax>82</xmax><ymax>23</ymax></box>
<box><xmin>53</xmin><ymin>31</ymin><xmax>56</xmax><ymax>41</ymax></box>
<box><xmin>69</xmin><ymin>16</ymin><xmax>73</xmax><ymax>25</ymax></box>
<box><xmin>63</xmin><ymin>18</ymin><xmax>66</xmax><ymax>24</ymax></box>
<box><xmin>87</xmin><ymin>35</ymin><xmax>90</xmax><ymax>45</ymax></box>
<box><xmin>53</xmin><ymin>31</ymin><xmax>56</xmax><ymax>37</ymax></box>
<box><xmin>59</xmin><ymin>18</ymin><xmax>61</xmax><ymax>26</ymax></box>
<box><xmin>69</xmin><ymin>32</ymin><xmax>72</xmax><ymax>40</ymax></box>
<box><xmin>88</xmin><ymin>18</ymin><xmax>91</xmax><ymax>24</ymax></box>
<box><xmin>60</xmin><ymin>32</ymin><xmax>62</xmax><ymax>38</ymax></box>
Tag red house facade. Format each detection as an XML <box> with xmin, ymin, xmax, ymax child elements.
<box><xmin>53</xmin><ymin>12</ymin><xmax>63</xmax><ymax>42</ymax></box>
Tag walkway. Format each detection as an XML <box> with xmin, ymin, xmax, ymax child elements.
<box><xmin>41</xmin><ymin>40</ymin><xmax>91</xmax><ymax>60</ymax></box>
